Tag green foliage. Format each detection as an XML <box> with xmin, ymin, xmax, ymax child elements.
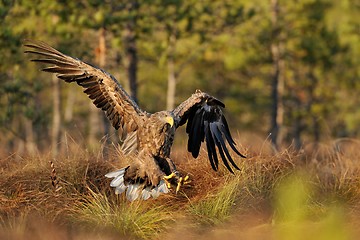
<box><xmin>0</xmin><ymin>0</ymin><xmax>359</xmax><ymax>151</ymax></box>
<box><xmin>274</xmin><ymin>173</ymin><xmax>312</xmax><ymax>223</ymax></box>
<box><xmin>273</xmin><ymin>173</ymin><xmax>351</xmax><ymax>240</ymax></box>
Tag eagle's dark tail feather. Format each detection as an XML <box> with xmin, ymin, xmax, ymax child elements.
<box><xmin>105</xmin><ymin>168</ymin><xmax>169</xmax><ymax>201</ymax></box>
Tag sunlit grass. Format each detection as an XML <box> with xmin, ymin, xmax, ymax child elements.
<box><xmin>73</xmin><ymin>188</ymin><xmax>175</xmax><ymax>239</ymax></box>
<box><xmin>187</xmin><ymin>175</ymin><xmax>240</xmax><ymax>225</ymax></box>
<box><xmin>0</xmin><ymin>210</ymin><xmax>29</xmax><ymax>239</ymax></box>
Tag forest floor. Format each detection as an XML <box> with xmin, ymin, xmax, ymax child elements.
<box><xmin>1</xmin><ymin>137</ymin><xmax>360</xmax><ymax>240</ymax></box>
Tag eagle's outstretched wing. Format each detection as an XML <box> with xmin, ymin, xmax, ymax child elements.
<box><xmin>24</xmin><ymin>40</ymin><xmax>145</xmax><ymax>144</ymax></box>
<box><xmin>172</xmin><ymin>90</ymin><xmax>246</xmax><ymax>173</ymax></box>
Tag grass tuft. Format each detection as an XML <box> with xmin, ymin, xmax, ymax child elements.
<box><xmin>187</xmin><ymin>175</ymin><xmax>241</xmax><ymax>226</ymax></box>
<box><xmin>73</xmin><ymin>188</ymin><xmax>175</xmax><ymax>239</ymax></box>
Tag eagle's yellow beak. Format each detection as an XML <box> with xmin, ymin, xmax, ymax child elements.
<box><xmin>165</xmin><ymin>116</ymin><xmax>174</xmax><ymax>127</ymax></box>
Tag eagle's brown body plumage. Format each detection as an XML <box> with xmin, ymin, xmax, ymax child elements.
<box><xmin>25</xmin><ymin>40</ymin><xmax>246</xmax><ymax>201</ymax></box>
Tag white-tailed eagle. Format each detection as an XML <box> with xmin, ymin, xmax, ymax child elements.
<box><xmin>25</xmin><ymin>40</ymin><xmax>246</xmax><ymax>201</ymax></box>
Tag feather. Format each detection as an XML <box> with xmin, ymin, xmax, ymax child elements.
<box><xmin>213</xmin><ymin>123</ymin><xmax>240</xmax><ymax>170</ymax></box>
<box><xmin>31</xmin><ymin>58</ymin><xmax>76</xmax><ymax>67</ymax></box>
<box><xmin>112</xmin><ymin>114</ymin><xmax>120</xmax><ymax>128</ymax></box>
<box><xmin>190</xmin><ymin>108</ymin><xmax>205</xmax><ymax>158</ymax></box>
<box><xmin>24</xmin><ymin>42</ymin><xmax>65</xmax><ymax>56</ymax></box>
<box><xmin>126</xmin><ymin>184</ymin><xmax>141</xmax><ymax>201</ymax></box>
<box><xmin>78</xmin><ymin>79</ymin><xmax>98</xmax><ymax>88</ymax></box>
<box><xmin>150</xmin><ymin>185</ymin><xmax>161</xmax><ymax>198</ymax></box>
<box><xmin>83</xmin><ymin>86</ymin><xmax>100</xmax><ymax>95</ymax></box>
<box><xmin>100</xmin><ymin>102</ymin><xmax>111</xmax><ymax>111</ymax></box>
<box><xmin>158</xmin><ymin>180</ymin><xmax>169</xmax><ymax>194</ymax></box>
<box><xmin>25</xmin><ymin>40</ymin><xmax>144</xmax><ymax>139</ymax></box>
<box><xmin>93</xmin><ymin>96</ymin><xmax>107</xmax><ymax>106</ymax></box>
<box><xmin>105</xmin><ymin>168</ymin><xmax>127</xmax><ymax>178</ymax></box>
<box><xmin>219</xmin><ymin>124</ymin><xmax>246</xmax><ymax>158</ymax></box>
<box><xmin>205</xmin><ymin>122</ymin><xmax>218</xmax><ymax>171</ymax></box>
<box><xmin>221</xmin><ymin>115</ymin><xmax>236</xmax><ymax>145</ymax></box>
<box><xmin>105</xmin><ymin>168</ymin><xmax>128</xmax><ymax>195</ymax></box>
<box><xmin>121</xmin><ymin>131</ymin><xmax>138</xmax><ymax>155</ymax></box>
<box><xmin>106</xmin><ymin>107</ymin><xmax>115</xmax><ymax>119</ymax></box>
<box><xmin>96</xmin><ymin>99</ymin><xmax>109</xmax><ymax>109</ymax></box>
<box><xmin>42</xmin><ymin>66</ymin><xmax>83</xmax><ymax>75</ymax></box>
<box><xmin>207</xmin><ymin>97</ymin><xmax>225</xmax><ymax>108</ymax></box>
<box><xmin>186</xmin><ymin>111</ymin><xmax>195</xmax><ymax>134</ymax></box>
<box><xmin>110</xmin><ymin>175</ymin><xmax>124</xmax><ymax>187</ymax></box>
<box><xmin>210</xmin><ymin>123</ymin><xmax>234</xmax><ymax>174</ymax></box>
<box><xmin>115</xmin><ymin>182</ymin><xmax>127</xmax><ymax>195</ymax></box>
<box><xmin>125</xmin><ymin>185</ymin><xmax>134</xmax><ymax>200</ymax></box>
<box><xmin>25</xmin><ymin>50</ymin><xmax>66</xmax><ymax>60</ymax></box>
<box><xmin>57</xmin><ymin>74</ymin><xmax>77</xmax><ymax>82</ymax></box>
<box><xmin>141</xmin><ymin>187</ymin><xmax>152</xmax><ymax>200</ymax></box>
<box><xmin>88</xmin><ymin>89</ymin><xmax>103</xmax><ymax>100</ymax></box>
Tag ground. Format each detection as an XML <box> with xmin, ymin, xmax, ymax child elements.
<box><xmin>1</xmin><ymin>137</ymin><xmax>360</xmax><ymax>240</ymax></box>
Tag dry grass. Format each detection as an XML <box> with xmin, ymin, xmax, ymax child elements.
<box><xmin>1</xmin><ymin>138</ymin><xmax>360</xmax><ymax>239</ymax></box>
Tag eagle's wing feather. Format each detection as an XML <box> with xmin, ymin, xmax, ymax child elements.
<box><xmin>172</xmin><ymin>90</ymin><xmax>245</xmax><ymax>173</ymax></box>
<box><xmin>24</xmin><ymin>40</ymin><xmax>145</xmax><ymax>138</ymax></box>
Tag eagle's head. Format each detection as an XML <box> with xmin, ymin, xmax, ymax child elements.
<box><xmin>157</xmin><ymin>111</ymin><xmax>174</xmax><ymax>128</ymax></box>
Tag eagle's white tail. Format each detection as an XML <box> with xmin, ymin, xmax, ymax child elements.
<box><xmin>105</xmin><ymin>168</ymin><xmax>169</xmax><ymax>201</ymax></box>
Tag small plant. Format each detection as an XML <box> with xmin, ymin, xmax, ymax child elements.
<box><xmin>0</xmin><ymin>210</ymin><xmax>29</xmax><ymax>239</ymax></box>
<box><xmin>49</xmin><ymin>160</ymin><xmax>62</xmax><ymax>192</ymax></box>
<box><xmin>73</xmin><ymin>188</ymin><xmax>175</xmax><ymax>239</ymax></box>
<box><xmin>187</xmin><ymin>175</ymin><xmax>241</xmax><ymax>226</ymax></box>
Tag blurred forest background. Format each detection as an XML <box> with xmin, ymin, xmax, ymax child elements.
<box><xmin>0</xmin><ymin>0</ymin><xmax>359</xmax><ymax>157</ymax></box>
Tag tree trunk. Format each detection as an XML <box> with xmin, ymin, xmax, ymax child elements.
<box><xmin>313</xmin><ymin>116</ymin><xmax>320</xmax><ymax>143</ymax></box>
<box><xmin>292</xmin><ymin>71</ymin><xmax>303</xmax><ymax>151</ymax></box>
<box><xmin>293</xmin><ymin>99</ymin><xmax>302</xmax><ymax>151</ymax></box>
<box><xmin>88</xmin><ymin>103</ymin><xmax>100</xmax><ymax>150</ymax></box>
<box><xmin>269</xmin><ymin>0</ymin><xmax>285</xmax><ymax>151</ymax></box>
<box><xmin>166</xmin><ymin>34</ymin><xmax>177</xmax><ymax>110</ymax></box>
<box><xmin>88</xmin><ymin>65</ymin><xmax>100</xmax><ymax>151</ymax></box>
<box><xmin>308</xmin><ymin>70</ymin><xmax>321</xmax><ymax>143</ymax></box>
<box><xmin>97</xmin><ymin>28</ymin><xmax>112</xmax><ymax>152</ymax></box>
<box><xmin>24</xmin><ymin>117</ymin><xmax>38</xmax><ymax>155</ymax></box>
<box><xmin>123</xmin><ymin>1</ymin><xmax>139</xmax><ymax>103</ymax></box>
<box><xmin>64</xmin><ymin>87</ymin><xmax>74</xmax><ymax>123</ymax></box>
<box><xmin>51</xmin><ymin>75</ymin><xmax>61</xmax><ymax>156</ymax></box>
<box><xmin>166</xmin><ymin>58</ymin><xmax>176</xmax><ymax>110</ymax></box>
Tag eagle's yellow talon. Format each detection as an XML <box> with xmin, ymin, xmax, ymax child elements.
<box><xmin>163</xmin><ymin>172</ymin><xmax>176</xmax><ymax>190</ymax></box>
<box><xmin>163</xmin><ymin>172</ymin><xmax>175</xmax><ymax>180</ymax></box>
<box><xmin>176</xmin><ymin>177</ymin><xmax>183</xmax><ymax>193</ymax></box>
<box><xmin>163</xmin><ymin>173</ymin><xmax>190</xmax><ymax>193</ymax></box>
